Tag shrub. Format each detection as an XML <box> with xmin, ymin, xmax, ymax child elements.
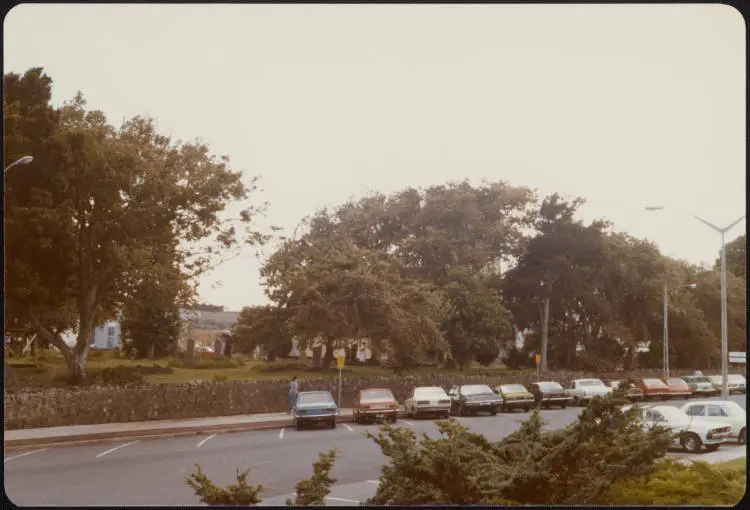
<box><xmin>364</xmin><ymin>392</ymin><xmax>671</xmax><ymax>505</ymax></box>
<box><xmin>186</xmin><ymin>464</ymin><xmax>264</xmax><ymax>505</ymax></box>
<box><xmin>285</xmin><ymin>450</ymin><xmax>337</xmax><ymax>506</ymax></box>
<box><xmin>256</xmin><ymin>361</ymin><xmax>309</xmax><ymax>373</ymax></box>
<box><xmin>596</xmin><ymin>458</ymin><xmax>746</xmax><ymax>505</ymax></box>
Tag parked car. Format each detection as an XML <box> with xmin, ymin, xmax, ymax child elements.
<box><xmin>682</xmin><ymin>400</ymin><xmax>746</xmax><ymax>444</ymax></box>
<box><xmin>638</xmin><ymin>378</ymin><xmax>673</xmax><ymax>400</ymax></box>
<box><xmin>623</xmin><ymin>404</ymin><xmax>732</xmax><ymax>453</ymax></box>
<box><xmin>708</xmin><ymin>374</ymin><xmax>747</xmax><ymax>394</ymax></box>
<box><xmin>682</xmin><ymin>375</ymin><xmax>719</xmax><ymax>397</ymax></box>
<box><xmin>405</xmin><ymin>386</ymin><xmax>452</xmax><ymax>419</ymax></box>
<box><xmin>565</xmin><ymin>378</ymin><xmax>612</xmax><ymax>406</ymax></box>
<box><xmin>494</xmin><ymin>384</ymin><xmax>535</xmax><ymax>412</ymax></box>
<box><xmin>293</xmin><ymin>391</ymin><xmax>339</xmax><ymax>430</ymax></box>
<box><xmin>610</xmin><ymin>380</ymin><xmax>644</xmax><ymax>401</ymax></box>
<box><xmin>447</xmin><ymin>384</ymin><xmax>503</xmax><ymax>416</ymax></box>
<box><xmin>353</xmin><ymin>388</ymin><xmax>399</xmax><ymax>424</ymax></box>
<box><xmin>528</xmin><ymin>381</ymin><xmax>569</xmax><ymax>409</ymax></box>
<box><xmin>661</xmin><ymin>377</ymin><xmax>692</xmax><ymax>400</ymax></box>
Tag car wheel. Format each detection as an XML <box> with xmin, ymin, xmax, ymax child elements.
<box><xmin>443</xmin><ymin>412</ymin><xmax>451</xmax><ymax>420</ymax></box>
<box><xmin>296</xmin><ymin>421</ymin><xmax>302</xmax><ymax>431</ymax></box>
<box><xmin>458</xmin><ymin>404</ymin><xmax>465</xmax><ymax>417</ymax></box>
<box><xmin>523</xmin><ymin>406</ymin><xmax>530</xmax><ymax>412</ymax></box>
<box><xmin>573</xmin><ymin>396</ymin><xmax>581</xmax><ymax>407</ymax></box>
<box><xmin>739</xmin><ymin>428</ymin><xmax>745</xmax><ymax>444</ymax></box>
<box><xmin>330</xmin><ymin>419</ymin><xmax>336</xmax><ymax>429</ymax></box>
<box><xmin>681</xmin><ymin>433</ymin><xmax>702</xmax><ymax>453</ymax></box>
<box><xmin>705</xmin><ymin>444</ymin><xmax>721</xmax><ymax>452</ymax></box>
<box><xmin>560</xmin><ymin>403</ymin><xmax>567</xmax><ymax>409</ymax></box>
<box><xmin>389</xmin><ymin>414</ymin><xmax>397</xmax><ymax>424</ymax></box>
<box><xmin>353</xmin><ymin>413</ymin><xmax>359</xmax><ymax>424</ymax></box>
<box><xmin>684</xmin><ymin>395</ymin><xmax>689</xmax><ymax>400</ymax></box>
<box><xmin>490</xmin><ymin>409</ymin><xmax>498</xmax><ymax>416</ymax></box>
<box><xmin>500</xmin><ymin>404</ymin><xmax>507</xmax><ymax>413</ymax></box>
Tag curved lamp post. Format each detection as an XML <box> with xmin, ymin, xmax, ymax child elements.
<box><xmin>4</xmin><ymin>155</ymin><xmax>33</xmax><ymax>174</ymax></box>
<box><xmin>647</xmin><ymin>206</ymin><xmax>745</xmax><ymax>397</ymax></box>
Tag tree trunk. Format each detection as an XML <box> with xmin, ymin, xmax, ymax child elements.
<box><xmin>27</xmin><ymin>310</ymin><xmax>77</xmax><ymax>374</ymax></box>
<box><xmin>322</xmin><ymin>337</ymin><xmax>334</xmax><ymax>370</ymax></box>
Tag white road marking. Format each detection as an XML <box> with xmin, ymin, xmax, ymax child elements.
<box><xmin>402</xmin><ymin>420</ymin><xmax>415</xmax><ymax>427</ymax></box>
<box><xmin>326</xmin><ymin>497</ymin><xmax>361</xmax><ymax>503</ymax></box>
<box><xmin>344</xmin><ymin>424</ymin><xmax>354</xmax><ymax>432</ymax></box>
<box><xmin>4</xmin><ymin>448</ymin><xmax>47</xmax><ymax>463</ymax></box>
<box><xmin>197</xmin><ymin>434</ymin><xmax>216</xmax><ymax>448</ymax></box>
<box><xmin>279</xmin><ymin>428</ymin><xmax>285</xmax><ymax>439</ymax></box>
<box><xmin>96</xmin><ymin>440</ymin><xmax>139</xmax><ymax>459</ymax></box>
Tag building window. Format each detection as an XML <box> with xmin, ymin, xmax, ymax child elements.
<box><xmin>107</xmin><ymin>326</ymin><xmax>116</xmax><ymax>348</ymax></box>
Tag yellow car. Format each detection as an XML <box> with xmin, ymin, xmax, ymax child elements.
<box><xmin>494</xmin><ymin>384</ymin><xmax>535</xmax><ymax>412</ymax></box>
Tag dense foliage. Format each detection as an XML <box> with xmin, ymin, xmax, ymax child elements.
<box><xmin>185</xmin><ymin>464</ymin><xmax>265</xmax><ymax>505</ymax></box>
<box><xmin>285</xmin><ymin>450</ymin><xmax>337</xmax><ymax>506</ymax></box>
<box><xmin>4</xmin><ymin>67</ymin><xmax>265</xmax><ymax>380</ymax></box>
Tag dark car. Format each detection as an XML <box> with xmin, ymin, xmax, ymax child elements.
<box><xmin>448</xmin><ymin>384</ymin><xmax>503</xmax><ymax>416</ymax></box>
<box><xmin>293</xmin><ymin>391</ymin><xmax>339</xmax><ymax>430</ymax></box>
<box><xmin>353</xmin><ymin>388</ymin><xmax>399</xmax><ymax>424</ymax></box>
<box><xmin>529</xmin><ymin>381</ymin><xmax>569</xmax><ymax>409</ymax></box>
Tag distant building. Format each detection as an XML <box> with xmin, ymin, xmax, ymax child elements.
<box><xmin>178</xmin><ymin>308</ymin><xmax>240</xmax><ymax>352</ymax></box>
<box><xmin>91</xmin><ymin>321</ymin><xmax>121</xmax><ymax>349</ymax></box>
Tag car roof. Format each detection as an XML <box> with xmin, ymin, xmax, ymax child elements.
<box><xmin>299</xmin><ymin>391</ymin><xmax>332</xmax><ymax>396</ymax></box>
<box><xmin>361</xmin><ymin>388</ymin><xmax>392</xmax><ymax>392</ymax></box>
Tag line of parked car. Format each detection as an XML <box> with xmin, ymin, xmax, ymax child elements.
<box><xmin>290</xmin><ymin>374</ymin><xmax>746</xmax><ymax>451</ymax></box>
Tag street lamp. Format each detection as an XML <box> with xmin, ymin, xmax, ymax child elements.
<box><xmin>4</xmin><ymin>155</ymin><xmax>33</xmax><ymax>174</ymax></box>
<box><xmin>647</xmin><ymin>206</ymin><xmax>745</xmax><ymax>398</ymax></box>
<box><xmin>663</xmin><ymin>282</ymin><xmax>697</xmax><ymax>378</ymax></box>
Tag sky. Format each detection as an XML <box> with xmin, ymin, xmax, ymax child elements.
<box><xmin>4</xmin><ymin>4</ymin><xmax>746</xmax><ymax>312</ymax></box>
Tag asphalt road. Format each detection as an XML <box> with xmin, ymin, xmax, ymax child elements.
<box><xmin>4</xmin><ymin>395</ymin><xmax>746</xmax><ymax>506</ymax></box>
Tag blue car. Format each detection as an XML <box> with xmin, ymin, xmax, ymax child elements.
<box><xmin>293</xmin><ymin>391</ymin><xmax>339</xmax><ymax>430</ymax></box>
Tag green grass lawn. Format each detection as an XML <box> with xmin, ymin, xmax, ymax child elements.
<box><xmin>6</xmin><ymin>350</ymin><xmax>533</xmax><ymax>387</ymax></box>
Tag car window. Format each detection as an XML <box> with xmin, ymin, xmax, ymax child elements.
<box><xmin>708</xmin><ymin>405</ymin><xmax>728</xmax><ymax>417</ymax></box>
<box><xmin>686</xmin><ymin>405</ymin><xmax>705</xmax><ymax>417</ymax></box>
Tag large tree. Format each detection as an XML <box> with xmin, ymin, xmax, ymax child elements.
<box><xmin>232</xmin><ymin>304</ymin><xmax>293</xmax><ymax>361</ymax></box>
<box><xmin>4</xmin><ymin>68</ymin><xmax>266</xmax><ymax>381</ymax></box>
<box><xmin>715</xmin><ymin>234</ymin><xmax>746</xmax><ymax>279</ymax></box>
<box><xmin>261</xmin><ymin>218</ymin><xmax>446</xmax><ymax>370</ymax></box>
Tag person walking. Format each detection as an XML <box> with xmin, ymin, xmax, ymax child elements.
<box><xmin>288</xmin><ymin>376</ymin><xmax>298</xmax><ymax>414</ymax></box>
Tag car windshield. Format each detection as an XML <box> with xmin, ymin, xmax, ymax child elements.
<box><xmin>728</xmin><ymin>375</ymin><xmax>745</xmax><ymax>383</ymax></box>
<box><xmin>643</xmin><ymin>379</ymin><xmax>666</xmax><ymax>387</ymax></box>
<box><xmin>415</xmin><ymin>387</ymin><xmax>446</xmax><ymax>398</ymax></box>
<box><xmin>666</xmin><ymin>378</ymin><xmax>685</xmax><ymax>385</ymax></box>
<box><xmin>500</xmin><ymin>385</ymin><xmax>528</xmax><ymax>393</ymax></box>
<box><xmin>537</xmin><ymin>382</ymin><xmax>563</xmax><ymax>391</ymax></box>
<box><xmin>362</xmin><ymin>390</ymin><xmax>393</xmax><ymax>400</ymax></box>
<box><xmin>461</xmin><ymin>385</ymin><xmax>493</xmax><ymax>395</ymax></box>
<box><xmin>685</xmin><ymin>376</ymin><xmax>710</xmax><ymax>383</ymax></box>
<box><xmin>578</xmin><ymin>380</ymin><xmax>605</xmax><ymax>387</ymax></box>
<box><xmin>298</xmin><ymin>393</ymin><xmax>333</xmax><ymax>405</ymax></box>
<box><xmin>651</xmin><ymin>406</ymin><xmax>686</xmax><ymax>421</ymax></box>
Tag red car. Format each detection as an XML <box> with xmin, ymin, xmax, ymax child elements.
<box><xmin>353</xmin><ymin>388</ymin><xmax>399</xmax><ymax>424</ymax></box>
<box><xmin>661</xmin><ymin>377</ymin><xmax>691</xmax><ymax>399</ymax></box>
<box><xmin>638</xmin><ymin>378</ymin><xmax>673</xmax><ymax>401</ymax></box>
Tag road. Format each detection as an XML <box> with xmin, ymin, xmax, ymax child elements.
<box><xmin>4</xmin><ymin>395</ymin><xmax>746</xmax><ymax>506</ymax></box>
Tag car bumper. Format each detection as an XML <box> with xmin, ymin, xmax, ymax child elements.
<box><xmin>464</xmin><ymin>401</ymin><xmax>502</xmax><ymax>410</ymax></box>
<box><xmin>414</xmin><ymin>405</ymin><xmax>451</xmax><ymax>413</ymax></box>
<box><xmin>668</xmin><ymin>391</ymin><xmax>691</xmax><ymax>397</ymax></box>
<box><xmin>503</xmin><ymin>399</ymin><xmax>535</xmax><ymax>407</ymax></box>
<box><xmin>295</xmin><ymin>412</ymin><xmax>338</xmax><ymax>422</ymax></box>
<box><xmin>704</xmin><ymin>435</ymin><xmax>731</xmax><ymax>445</ymax></box>
<box><xmin>359</xmin><ymin>409</ymin><xmax>398</xmax><ymax>417</ymax></box>
<box><xmin>542</xmin><ymin>397</ymin><xmax>570</xmax><ymax>403</ymax></box>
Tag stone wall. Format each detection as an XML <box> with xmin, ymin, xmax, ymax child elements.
<box><xmin>3</xmin><ymin>369</ymin><xmax>743</xmax><ymax>430</ymax></box>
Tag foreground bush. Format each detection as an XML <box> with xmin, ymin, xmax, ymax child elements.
<box><xmin>286</xmin><ymin>450</ymin><xmax>337</xmax><ymax>506</ymax></box>
<box><xmin>185</xmin><ymin>464</ymin><xmax>264</xmax><ymax>505</ymax></box>
<box><xmin>364</xmin><ymin>393</ymin><xmax>671</xmax><ymax>505</ymax></box>
<box><xmin>597</xmin><ymin>457</ymin><xmax>746</xmax><ymax>505</ymax></box>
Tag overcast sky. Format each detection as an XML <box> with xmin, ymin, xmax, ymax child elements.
<box><xmin>4</xmin><ymin>4</ymin><xmax>746</xmax><ymax>311</ymax></box>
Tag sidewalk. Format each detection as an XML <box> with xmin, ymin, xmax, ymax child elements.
<box><xmin>4</xmin><ymin>408</ymin><xmax>357</xmax><ymax>450</ymax></box>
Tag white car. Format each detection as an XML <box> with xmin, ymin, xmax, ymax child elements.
<box><xmin>405</xmin><ymin>386</ymin><xmax>452</xmax><ymax>419</ymax></box>
<box><xmin>708</xmin><ymin>374</ymin><xmax>746</xmax><ymax>394</ymax></box>
<box><xmin>682</xmin><ymin>400</ymin><xmax>746</xmax><ymax>444</ymax></box>
<box><xmin>565</xmin><ymin>378</ymin><xmax>612</xmax><ymax>406</ymax></box>
<box><xmin>623</xmin><ymin>404</ymin><xmax>732</xmax><ymax>453</ymax></box>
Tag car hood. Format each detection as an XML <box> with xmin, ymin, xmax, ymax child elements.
<box><xmin>502</xmin><ymin>391</ymin><xmax>534</xmax><ymax>398</ymax></box>
<box><xmin>581</xmin><ymin>387</ymin><xmax>611</xmax><ymax>394</ymax></box>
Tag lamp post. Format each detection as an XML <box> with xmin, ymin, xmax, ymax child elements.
<box><xmin>663</xmin><ymin>282</ymin><xmax>697</xmax><ymax>378</ymax></box>
<box><xmin>4</xmin><ymin>155</ymin><xmax>33</xmax><ymax>174</ymax></box>
<box><xmin>647</xmin><ymin>206</ymin><xmax>745</xmax><ymax>398</ymax></box>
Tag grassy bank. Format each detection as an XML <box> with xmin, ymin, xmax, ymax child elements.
<box><xmin>6</xmin><ymin>350</ymin><xmax>531</xmax><ymax>388</ymax></box>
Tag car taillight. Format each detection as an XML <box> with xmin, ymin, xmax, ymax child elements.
<box><xmin>296</xmin><ymin>410</ymin><xmax>307</xmax><ymax>415</ymax></box>
<box><xmin>327</xmin><ymin>407</ymin><xmax>336</xmax><ymax>412</ymax></box>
